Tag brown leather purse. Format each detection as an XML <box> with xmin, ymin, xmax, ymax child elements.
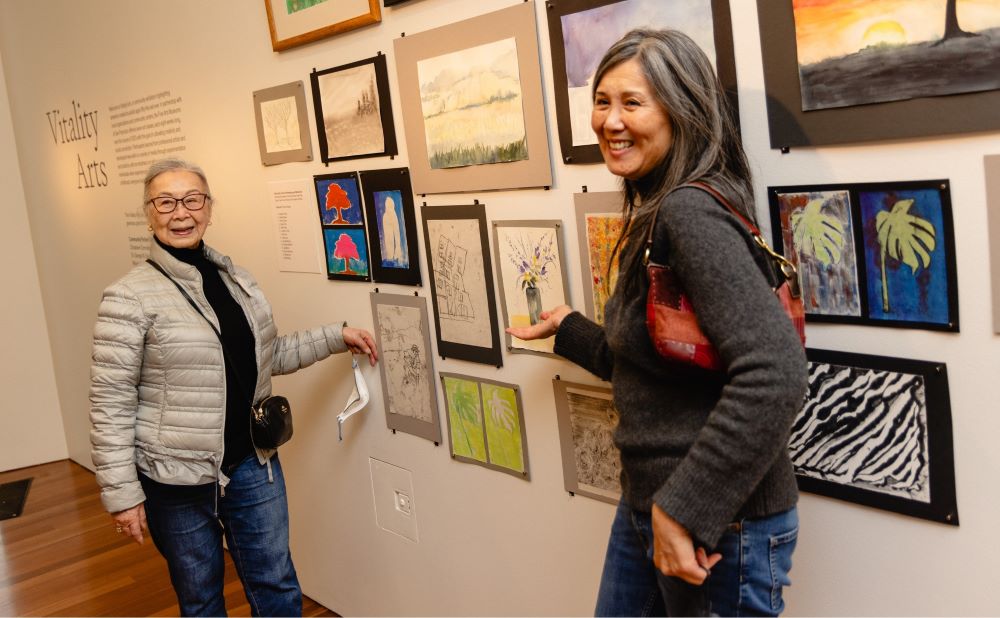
<box><xmin>644</xmin><ymin>182</ymin><xmax>805</xmax><ymax>370</ymax></box>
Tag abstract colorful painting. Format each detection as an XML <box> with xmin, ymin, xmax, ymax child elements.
<box><xmin>793</xmin><ymin>0</ymin><xmax>1000</xmax><ymax>111</ymax></box>
<box><xmin>552</xmin><ymin>379</ymin><xmax>621</xmax><ymax>505</ymax></box>
<box><xmin>492</xmin><ymin>220</ymin><xmax>570</xmax><ymax>355</ymax></box>
<box><xmin>441</xmin><ymin>373</ymin><xmax>529</xmax><ymax>479</ymax></box>
<box><xmin>359</xmin><ymin>167</ymin><xmax>421</xmax><ymax>285</ymax></box>
<box><xmin>574</xmin><ymin>191</ymin><xmax>624</xmax><ymax>324</ymax></box>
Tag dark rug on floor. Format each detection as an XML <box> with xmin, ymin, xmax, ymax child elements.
<box><xmin>0</xmin><ymin>477</ymin><xmax>32</xmax><ymax>520</ymax></box>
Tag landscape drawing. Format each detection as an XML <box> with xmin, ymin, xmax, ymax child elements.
<box><xmin>260</xmin><ymin>95</ymin><xmax>301</xmax><ymax>153</ymax></box>
<box><xmin>858</xmin><ymin>188</ymin><xmax>948</xmax><ymax>324</ymax></box>
<box><xmin>318</xmin><ymin>63</ymin><xmax>385</xmax><ymax>158</ymax></box>
<box><xmin>791</xmin><ymin>359</ymin><xmax>931</xmax><ymax>503</ymax></box>
<box><xmin>426</xmin><ymin>219</ymin><xmax>492</xmax><ymax>348</ymax></box>
<box><xmin>417</xmin><ymin>37</ymin><xmax>527</xmax><ymax>169</ymax></box>
<box><xmin>316</xmin><ymin>176</ymin><xmax>363</xmax><ymax>225</ymax></box>
<box><xmin>793</xmin><ymin>0</ymin><xmax>1000</xmax><ymax>110</ymax></box>
<box><xmin>775</xmin><ymin>189</ymin><xmax>861</xmax><ymax>317</ymax></box>
<box><xmin>560</xmin><ymin>0</ymin><xmax>716</xmax><ymax>146</ymax></box>
<box><xmin>323</xmin><ymin>228</ymin><xmax>369</xmax><ymax>279</ymax></box>
<box><xmin>286</xmin><ymin>0</ymin><xmax>327</xmax><ymax>14</ymax></box>
<box><xmin>374</xmin><ymin>189</ymin><xmax>408</xmax><ymax>269</ymax></box>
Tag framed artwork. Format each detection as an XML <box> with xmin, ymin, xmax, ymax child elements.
<box><xmin>985</xmin><ymin>155</ymin><xmax>1000</xmax><ymax>334</ymax></box>
<box><xmin>792</xmin><ymin>348</ymin><xmax>958</xmax><ymax>526</ymax></box>
<box><xmin>310</xmin><ymin>54</ymin><xmax>398</xmax><ymax>164</ymax></box>
<box><xmin>492</xmin><ymin>220</ymin><xmax>570</xmax><ymax>356</ymax></box>
<box><xmin>552</xmin><ymin>378</ymin><xmax>621</xmax><ymax>505</ymax></box>
<box><xmin>574</xmin><ymin>191</ymin><xmax>623</xmax><ymax>324</ymax></box>
<box><xmin>314</xmin><ymin>171</ymin><xmax>371</xmax><ymax>281</ymax></box>
<box><xmin>252</xmin><ymin>81</ymin><xmax>313</xmax><ymax>166</ymax></box>
<box><xmin>769</xmin><ymin>180</ymin><xmax>958</xmax><ymax>331</ymax></box>
<box><xmin>265</xmin><ymin>0</ymin><xmax>381</xmax><ymax>52</ymax></box>
<box><xmin>383</xmin><ymin>0</ymin><xmax>412</xmax><ymax>5</ymax></box>
<box><xmin>440</xmin><ymin>373</ymin><xmax>530</xmax><ymax>479</ymax></box>
<box><xmin>392</xmin><ymin>1</ymin><xmax>552</xmax><ymax>194</ymax></box>
<box><xmin>421</xmin><ymin>204</ymin><xmax>503</xmax><ymax>366</ymax></box>
<box><xmin>359</xmin><ymin>167</ymin><xmax>421</xmax><ymax>286</ymax></box>
<box><xmin>757</xmin><ymin>1</ymin><xmax>1000</xmax><ymax>148</ymax></box>
<box><xmin>370</xmin><ymin>293</ymin><xmax>442</xmax><ymax>444</ymax></box>
<box><xmin>546</xmin><ymin>0</ymin><xmax>736</xmax><ymax>164</ymax></box>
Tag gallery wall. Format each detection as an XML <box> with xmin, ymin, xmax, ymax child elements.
<box><xmin>0</xmin><ymin>45</ymin><xmax>67</xmax><ymax>473</ymax></box>
<box><xmin>1</xmin><ymin>0</ymin><xmax>998</xmax><ymax>615</ymax></box>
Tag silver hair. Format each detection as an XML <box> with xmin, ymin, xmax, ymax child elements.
<box><xmin>142</xmin><ymin>158</ymin><xmax>211</xmax><ymax>206</ymax></box>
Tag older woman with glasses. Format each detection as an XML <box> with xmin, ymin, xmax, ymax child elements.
<box><xmin>89</xmin><ymin>158</ymin><xmax>378</xmax><ymax>616</ymax></box>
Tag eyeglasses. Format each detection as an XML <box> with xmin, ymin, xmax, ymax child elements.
<box><xmin>147</xmin><ymin>192</ymin><xmax>211</xmax><ymax>214</ymax></box>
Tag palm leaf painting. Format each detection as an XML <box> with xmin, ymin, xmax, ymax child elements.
<box><xmin>482</xmin><ymin>384</ymin><xmax>524</xmax><ymax>473</ymax></box>
<box><xmin>791</xmin><ymin>198</ymin><xmax>846</xmax><ymax>266</ymax></box>
<box><xmin>444</xmin><ymin>377</ymin><xmax>486</xmax><ymax>462</ymax></box>
<box><xmin>875</xmin><ymin>199</ymin><xmax>936</xmax><ymax>312</ymax></box>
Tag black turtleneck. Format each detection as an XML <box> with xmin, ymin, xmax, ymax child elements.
<box><xmin>155</xmin><ymin>237</ymin><xmax>257</xmax><ymax>474</ymax></box>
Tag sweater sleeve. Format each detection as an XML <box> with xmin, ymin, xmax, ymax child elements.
<box><xmin>553</xmin><ymin>311</ymin><xmax>614</xmax><ymax>382</ymax></box>
<box><xmin>651</xmin><ymin>189</ymin><xmax>808</xmax><ymax>548</ymax></box>
<box><xmin>271</xmin><ymin>323</ymin><xmax>348</xmax><ymax>376</ymax></box>
<box><xmin>89</xmin><ymin>282</ymin><xmax>148</xmax><ymax>513</ymax></box>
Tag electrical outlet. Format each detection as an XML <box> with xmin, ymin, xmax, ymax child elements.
<box><xmin>394</xmin><ymin>490</ymin><xmax>412</xmax><ymax>515</ymax></box>
<box><xmin>369</xmin><ymin>457</ymin><xmax>418</xmax><ymax>542</ymax></box>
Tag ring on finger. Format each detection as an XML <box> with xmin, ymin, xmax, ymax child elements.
<box><xmin>115</xmin><ymin>525</ymin><xmax>123</xmax><ymax>533</ymax></box>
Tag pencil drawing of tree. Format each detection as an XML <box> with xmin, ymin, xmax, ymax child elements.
<box><xmin>790</xmin><ymin>198</ymin><xmax>846</xmax><ymax>266</ymax></box>
<box><xmin>875</xmin><ymin>198</ymin><xmax>936</xmax><ymax>312</ymax></box>
<box><xmin>262</xmin><ymin>97</ymin><xmax>295</xmax><ymax>147</ymax></box>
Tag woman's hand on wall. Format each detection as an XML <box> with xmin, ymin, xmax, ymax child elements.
<box><xmin>343</xmin><ymin>327</ymin><xmax>378</xmax><ymax>366</ymax></box>
<box><xmin>506</xmin><ymin>305</ymin><xmax>573</xmax><ymax>341</ymax></box>
<box><xmin>651</xmin><ymin>503</ymin><xmax>722</xmax><ymax>585</ymax></box>
<box><xmin>112</xmin><ymin>503</ymin><xmax>148</xmax><ymax>545</ymax></box>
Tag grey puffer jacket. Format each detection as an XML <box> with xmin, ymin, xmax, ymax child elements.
<box><xmin>90</xmin><ymin>240</ymin><xmax>347</xmax><ymax>513</ymax></box>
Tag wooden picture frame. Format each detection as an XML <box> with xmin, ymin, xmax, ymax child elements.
<box><xmin>359</xmin><ymin>167</ymin><xmax>421</xmax><ymax>286</ymax></box>
<box><xmin>310</xmin><ymin>54</ymin><xmax>397</xmax><ymax>164</ymax></box>
<box><xmin>265</xmin><ymin>0</ymin><xmax>381</xmax><ymax>52</ymax></box>
<box><xmin>573</xmin><ymin>191</ymin><xmax>623</xmax><ymax>325</ymax></box>
<box><xmin>440</xmin><ymin>372</ymin><xmax>530</xmax><ymax>480</ymax></box>
<box><xmin>769</xmin><ymin>180</ymin><xmax>958</xmax><ymax>331</ymax></box>
<box><xmin>546</xmin><ymin>0</ymin><xmax>737</xmax><ymax>164</ymax></box>
<box><xmin>793</xmin><ymin>348</ymin><xmax>958</xmax><ymax>526</ymax></box>
<box><xmin>392</xmin><ymin>1</ymin><xmax>552</xmax><ymax>194</ymax></box>
<box><xmin>757</xmin><ymin>0</ymin><xmax>1000</xmax><ymax>149</ymax></box>
<box><xmin>492</xmin><ymin>220</ymin><xmax>570</xmax><ymax>356</ymax></box>
<box><xmin>552</xmin><ymin>378</ymin><xmax>621</xmax><ymax>505</ymax></box>
<box><xmin>314</xmin><ymin>171</ymin><xmax>371</xmax><ymax>282</ymax></box>
<box><xmin>252</xmin><ymin>81</ymin><xmax>313</xmax><ymax>166</ymax></box>
<box><xmin>370</xmin><ymin>293</ymin><xmax>442</xmax><ymax>444</ymax></box>
<box><xmin>421</xmin><ymin>204</ymin><xmax>503</xmax><ymax>367</ymax></box>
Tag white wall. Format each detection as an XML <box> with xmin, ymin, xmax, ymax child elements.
<box><xmin>0</xmin><ymin>0</ymin><xmax>998</xmax><ymax>615</ymax></box>
<box><xmin>0</xmin><ymin>43</ymin><xmax>67</xmax><ymax>472</ymax></box>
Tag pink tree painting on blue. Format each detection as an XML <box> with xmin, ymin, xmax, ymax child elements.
<box><xmin>324</xmin><ymin>227</ymin><xmax>369</xmax><ymax>279</ymax></box>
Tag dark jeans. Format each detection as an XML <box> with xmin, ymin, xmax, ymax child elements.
<box><xmin>139</xmin><ymin>454</ymin><xmax>301</xmax><ymax>617</ymax></box>
<box><xmin>595</xmin><ymin>499</ymin><xmax>798</xmax><ymax>617</ymax></box>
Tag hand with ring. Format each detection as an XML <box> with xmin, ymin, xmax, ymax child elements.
<box><xmin>111</xmin><ymin>503</ymin><xmax>148</xmax><ymax>545</ymax></box>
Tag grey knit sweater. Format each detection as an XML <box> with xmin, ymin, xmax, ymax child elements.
<box><xmin>554</xmin><ymin>187</ymin><xmax>808</xmax><ymax>548</ymax></box>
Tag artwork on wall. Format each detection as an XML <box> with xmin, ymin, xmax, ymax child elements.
<box><xmin>383</xmin><ymin>0</ymin><xmax>412</xmax><ymax>6</ymax></box>
<box><xmin>314</xmin><ymin>172</ymin><xmax>371</xmax><ymax>281</ymax></box>
<box><xmin>757</xmin><ymin>0</ymin><xmax>1000</xmax><ymax>148</ymax></box>
<box><xmin>359</xmin><ymin>167</ymin><xmax>421</xmax><ymax>286</ymax></box>
<box><xmin>984</xmin><ymin>155</ymin><xmax>1000</xmax><ymax>334</ymax></box>
<box><xmin>574</xmin><ymin>191</ymin><xmax>623</xmax><ymax>325</ymax></box>
<box><xmin>769</xmin><ymin>180</ymin><xmax>958</xmax><ymax>331</ymax></box>
<box><xmin>546</xmin><ymin>0</ymin><xmax>736</xmax><ymax>164</ymax></box>
<box><xmin>252</xmin><ymin>81</ymin><xmax>313</xmax><ymax>166</ymax></box>
<box><xmin>440</xmin><ymin>372</ymin><xmax>530</xmax><ymax>479</ymax></box>
<box><xmin>492</xmin><ymin>220</ymin><xmax>570</xmax><ymax>356</ymax></box>
<box><xmin>370</xmin><ymin>293</ymin><xmax>441</xmax><ymax>443</ymax></box>
<box><xmin>392</xmin><ymin>1</ymin><xmax>552</xmax><ymax>194</ymax></box>
<box><xmin>792</xmin><ymin>348</ymin><xmax>958</xmax><ymax>526</ymax></box>
<box><xmin>421</xmin><ymin>204</ymin><xmax>502</xmax><ymax>366</ymax></box>
<box><xmin>310</xmin><ymin>54</ymin><xmax>397</xmax><ymax>163</ymax></box>
<box><xmin>552</xmin><ymin>378</ymin><xmax>621</xmax><ymax>505</ymax></box>
<box><xmin>265</xmin><ymin>0</ymin><xmax>381</xmax><ymax>52</ymax></box>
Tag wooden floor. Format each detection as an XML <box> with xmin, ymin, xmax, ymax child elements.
<box><xmin>0</xmin><ymin>460</ymin><xmax>335</xmax><ymax>617</ymax></box>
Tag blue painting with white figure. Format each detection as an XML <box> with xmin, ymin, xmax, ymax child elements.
<box><xmin>374</xmin><ymin>189</ymin><xmax>408</xmax><ymax>269</ymax></box>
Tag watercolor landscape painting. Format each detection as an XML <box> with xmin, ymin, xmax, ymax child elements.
<box><xmin>416</xmin><ymin>37</ymin><xmax>527</xmax><ymax>169</ymax></box>
<box><xmin>317</xmin><ymin>62</ymin><xmax>385</xmax><ymax>159</ymax></box>
<box><xmin>793</xmin><ymin>0</ymin><xmax>1000</xmax><ymax>110</ymax></box>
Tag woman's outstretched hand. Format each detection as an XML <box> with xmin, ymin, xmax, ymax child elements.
<box><xmin>343</xmin><ymin>327</ymin><xmax>378</xmax><ymax>366</ymax></box>
<box><xmin>506</xmin><ymin>305</ymin><xmax>573</xmax><ymax>341</ymax></box>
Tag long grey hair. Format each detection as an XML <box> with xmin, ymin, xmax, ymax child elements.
<box><xmin>595</xmin><ymin>29</ymin><xmax>754</xmax><ymax>289</ymax></box>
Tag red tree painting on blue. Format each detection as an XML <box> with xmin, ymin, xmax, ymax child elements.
<box><xmin>859</xmin><ymin>188</ymin><xmax>951</xmax><ymax>326</ymax></box>
<box><xmin>317</xmin><ymin>176</ymin><xmax>363</xmax><ymax>225</ymax></box>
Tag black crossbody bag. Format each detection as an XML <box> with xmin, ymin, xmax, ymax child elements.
<box><xmin>146</xmin><ymin>259</ymin><xmax>293</xmax><ymax>449</ymax></box>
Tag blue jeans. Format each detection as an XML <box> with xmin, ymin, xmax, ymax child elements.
<box><xmin>139</xmin><ymin>454</ymin><xmax>301</xmax><ymax>617</ymax></box>
<box><xmin>595</xmin><ymin>500</ymin><xmax>798</xmax><ymax>617</ymax></box>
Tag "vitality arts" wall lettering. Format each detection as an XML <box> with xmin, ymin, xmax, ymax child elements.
<box><xmin>45</xmin><ymin>99</ymin><xmax>108</xmax><ymax>189</ymax></box>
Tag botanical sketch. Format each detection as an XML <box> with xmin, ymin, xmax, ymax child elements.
<box><xmin>560</xmin><ymin>0</ymin><xmax>715</xmax><ymax>146</ymax></box>
<box><xmin>417</xmin><ymin>37</ymin><xmax>527</xmax><ymax>169</ymax></box>
<box><xmin>260</xmin><ymin>95</ymin><xmax>302</xmax><ymax>153</ymax></box>
<box><xmin>775</xmin><ymin>190</ymin><xmax>861</xmax><ymax>317</ymax></box>
<box><xmin>793</xmin><ymin>1</ymin><xmax>1000</xmax><ymax>110</ymax></box>
<box><xmin>316</xmin><ymin>176</ymin><xmax>363</xmax><ymax>225</ymax></box>
<box><xmin>859</xmin><ymin>187</ymin><xmax>948</xmax><ymax>325</ymax></box>
<box><xmin>442</xmin><ymin>373</ymin><xmax>529</xmax><ymax>477</ymax></box>
<box><xmin>426</xmin><ymin>218</ymin><xmax>492</xmax><ymax>348</ymax></box>
<box><xmin>323</xmin><ymin>228</ymin><xmax>369</xmax><ymax>278</ymax></box>
<box><xmin>378</xmin><ymin>304</ymin><xmax>433</xmax><ymax>423</ymax></box>
<box><xmin>317</xmin><ymin>63</ymin><xmax>385</xmax><ymax>159</ymax></box>
<box><xmin>791</xmin><ymin>360</ymin><xmax>931</xmax><ymax>503</ymax></box>
<box><xmin>374</xmin><ymin>189</ymin><xmax>408</xmax><ymax>269</ymax></box>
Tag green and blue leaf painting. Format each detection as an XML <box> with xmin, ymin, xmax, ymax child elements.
<box><xmin>442</xmin><ymin>374</ymin><xmax>527</xmax><ymax>477</ymax></box>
